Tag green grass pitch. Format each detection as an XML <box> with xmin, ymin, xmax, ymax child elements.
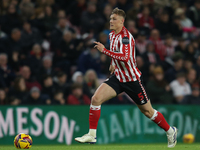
<box><xmin>0</xmin><ymin>143</ymin><xmax>200</xmax><ymax>150</ymax></box>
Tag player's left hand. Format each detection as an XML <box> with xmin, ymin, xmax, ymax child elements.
<box><xmin>94</xmin><ymin>41</ymin><xmax>105</xmax><ymax>52</ymax></box>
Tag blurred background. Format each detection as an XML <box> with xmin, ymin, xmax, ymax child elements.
<box><xmin>0</xmin><ymin>0</ymin><xmax>200</xmax><ymax>145</ymax></box>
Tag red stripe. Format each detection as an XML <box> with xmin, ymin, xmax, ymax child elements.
<box><xmin>114</xmin><ymin>59</ymin><xmax>124</xmax><ymax>82</ymax></box>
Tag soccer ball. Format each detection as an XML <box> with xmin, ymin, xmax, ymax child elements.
<box><xmin>183</xmin><ymin>133</ymin><xmax>195</xmax><ymax>143</ymax></box>
<box><xmin>14</xmin><ymin>133</ymin><xmax>32</xmax><ymax>149</ymax></box>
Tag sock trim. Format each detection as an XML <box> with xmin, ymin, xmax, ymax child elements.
<box><xmin>90</xmin><ymin>104</ymin><xmax>101</xmax><ymax>110</ymax></box>
<box><xmin>150</xmin><ymin>109</ymin><xmax>158</xmax><ymax>120</ymax></box>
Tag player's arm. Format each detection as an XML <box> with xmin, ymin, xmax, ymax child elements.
<box><xmin>94</xmin><ymin>37</ymin><xmax>132</xmax><ymax>63</ymax></box>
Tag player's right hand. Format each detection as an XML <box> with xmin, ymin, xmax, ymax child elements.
<box><xmin>109</xmin><ymin>65</ymin><xmax>115</xmax><ymax>74</ymax></box>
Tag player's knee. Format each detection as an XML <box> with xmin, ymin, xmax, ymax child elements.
<box><xmin>91</xmin><ymin>95</ymin><xmax>102</xmax><ymax>105</ymax></box>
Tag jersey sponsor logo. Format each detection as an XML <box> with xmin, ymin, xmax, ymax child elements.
<box><xmin>122</xmin><ymin>37</ymin><xmax>129</xmax><ymax>44</ymax></box>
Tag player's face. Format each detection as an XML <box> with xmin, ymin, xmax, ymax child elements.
<box><xmin>110</xmin><ymin>14</ymin><xmax>124</xmax><ymax>31</ymax></box>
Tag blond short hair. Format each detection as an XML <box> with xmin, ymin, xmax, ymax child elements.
<box><xmin>111</xmin><ymin>7</ymin><xmax>126</xmax><ymax>19</ymax></box>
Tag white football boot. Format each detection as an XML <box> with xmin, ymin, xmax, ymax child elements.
<box><xmin>167</xmin><ymin>127</ymin><xmax>178</xmax><ymax>148</ymax></box>
<box><xmin>75</xmin><ymin>134</ymin><xmax>96</xmax><ymax>144</ymax></box>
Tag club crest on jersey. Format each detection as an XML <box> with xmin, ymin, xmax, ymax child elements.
<box><xmin>122</xmin><ymin>37</ymin><xmax>129</xmax><ymax>44</ymax></box>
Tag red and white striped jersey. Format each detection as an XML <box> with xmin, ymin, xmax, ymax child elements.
<box><xmin>102</xmin><ymin>26</ymin><xmax>141</xmax><ymax>82</ymax></box>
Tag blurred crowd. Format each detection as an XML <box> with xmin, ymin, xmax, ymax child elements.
<box><xmin>0</xmin><ymin>0</ymin><xmax>200</xmax><ymax>105</ymax></box>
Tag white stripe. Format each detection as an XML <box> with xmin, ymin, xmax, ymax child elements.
<box><xmin>114</xmin><ymin>35</ymin><xmax>120</xmax><ymax>52</ymax></box>
<box><xmin>130</xmin><ymin>56</ymin><xmax>141</xmax><ymax>79</ymax></box>
<box><xmin>114</xmin><ymin>59</ymin><xmax>126</xmax><ymax>82</ymax></box>
<box><xmin>120</xmin><ymin>61</ymin><xmax>132</xmax><ymax>81</ymax></box>
<box><xmin>119</xmin><ymin>36</ymin><xmax>123</xmax><ymax>53</ymax></box>
<box><xmin>127</xmin><ymin>60</ymin><xmax>136</xmax><ymax>81</ymax></box>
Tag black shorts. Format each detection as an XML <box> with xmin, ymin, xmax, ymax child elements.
<box><xmin>104</xmin><ymin>75</ymin><xmax>149</xmax><ymax>105</ymax></box>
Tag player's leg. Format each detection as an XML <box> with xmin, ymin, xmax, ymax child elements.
<box><xmin>75</xmin><ymin>81</ymin><xmax>119</xmax><ymax>144</ymax></box>
<box><xmin>88</xmin><ymin>83</ymin><xmax>117</xmax><ymax>137</ymax></box>
<box><xmin>123</xmin><ymin>79</ymin><xmax>177</xmax><ymax>148</ymax></box>
<box><xmin>137</xmin><ymin>101</ymin><xmax>178</xmax><ymax>148</ymax></box>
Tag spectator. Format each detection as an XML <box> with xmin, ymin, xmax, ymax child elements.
<box><xmin>175</xmin><ymin>38</ymin><xmax>187</xmax><ymax>55</ymax></box>
<box><xmin>38</xmin><ymin>56</ymin><xmax>55</xmax><ymax>81</ymax></box>
<box><xmin>164</xmin><ymin>34</ymin><xmax>177</xmax><ymax>59</ymax></box>
<box><xmin>54</xmin><ymin>72</ymin><xmax>70</xmax><ymax>98</ymax></box>
<box><xmin>20</xmin><ymin>66</ymin><xmax>42</xmax><ymax>90</ymax></box>
<box><xmin>51</xmin><ymin>18</ymin><xmax>75</xmax><ymax>51</ymax></box>
<box><xmin>149</xmin><ymin>29</ymin><xmax>166</xmax><ymax>61</ymax></box>
<box><xmin>21</xmin><ymin>22</ymin><xmax>43</xmax><ymax>53</ymax></box>
<box><xmin>57</xmin><ymin>30</ymin><xmax>82</xmax><ymax>64</ymax></box>
<box><xmin>100</xmin><ymin>53</ymin><xmax>111</xmax><ymax>77</ymax></box>
<box><xmin>156</xmin><ymin>12</ymin><xmax>171</xmax><ymax>37</ymax></box>
<box><xmin>9</xmin><ymin>77</ymin><xmax>28</xmax><ymax>103</ymax></box>
<box><xmin>0</xmin><ymin>89</ymin><xmax>9</xmax><ymax>105</ymax></box>
<box><xmin>184</xmin><ymin>59</ymin><xmax>193</xmax><ymax>72</ymax></box>
<box><xmin>78</xmin><ymin>46</ymin><xmax>101</xmax><ymax>76</ymax></box>
<box><xmin>9</xmin><ymin>50</ymin><xmax>21</xmax><ymax>73</ymax></box>
<box><xmin>51</xmin><ymin>90</ymin><xmax>65</xmax><ymax>105</ymax></box>
<box><xmin>165</xmin><ymin>53</ymin><xmax>184</xmax><ymax>82</ymax></box>
<box><xmin>191</xmin><ymin>39</ymin><xmax>200</xmax><ymax>59</ymax></box>
<box><xmin>0</xmin><ymin>53</ymin><xmax>15</xmax><ymax>87</ymax></box>
<box><xmin>186</xmin><ymin>68</ymin><xmax>197</xmax><ymax>86</ymax></box>
<box><xmin>42</xmin><ymin>75</ymin><xmax>56</xmax><ymax>99</ymax></box>
<box><xmin>169</xmin><ymin>73</ymin><xmax>192</xmax><ymax>103</ymax></box>
<box><xmin>66</xmin><ymin>0</ymin><xmax>87</xmax><ymax>26</ymax></box>
<box><xmin>98</xmin><ymin>32</ymin><xmax>109</xmax><ymax>49</ymax></box>
<box><xmin>146</xmin><ymin>66</ymin><xmax>173</xmax><ymax>104</ymax></box>
<box><xmin>185</xmin><ymin>44</ymin><xmax>196</xmax><ymax>62</ymax></box>
<box><xmin>194</xmin><ymin>55</ymin><xmax>200</xmax><ymax>79</ymax></box>
<box><xmin>57</xmin><ymin>10</ymin><xmax>66</xmax><ymax>19</ymax></box>
<box><xmin>181</xmin><ymin>83</ymin><xmax>200</xmax><ymax>104</ymax></box>
<box><xmin>23</xmin><ymin>86</ymin><xmax>50</xmax><ymax>105</ymax></box>
<box><xmin>29</xmin><ymin>7</ymin><xmax>46</xmax><ymax>37</ymax></box>
<box><xmin>175</xmin><ymin>8</ymin><xmax>194</xmax><ymax>38</ymax></box>
<box><xmin>81</xmin><ymin>2</ymin><xmax>104</xmax><ymax>33</ymax></box>
<box><xmin>0</xmin><ymin>27</ymin><xmax>7</xmax><ymax>39</ymax></box>
<box><xmin>102</xmin><ymin>4</ymin><xmax>113</xmax><ymax>23</ymax></box>
<box><xmin>116</xmin><ymin>0</ymin><xmax>131</xmax><ymax>12</ymax></box>
<box><xmin>1</xmin><ymin>4</ymin><xmax>21</xmax><ymax>34</ymax></box>
<box><xmin>0</xmin><ymin>73</ymin><xmax>7</xmax><ymax>89</ymax></box>
<box><xmin>107</xmin><ymin>0</ymin><xmax>117</xmax><ymax>8</ymax></box>
<box><xmin>84</xmin><ymin>69</ymin><xmax>99</xmax><ymax>95</ymax></box>
<box><xmin>135</xmin><ymin>31</ymin><xmax>147</xmax><ymax>55</ymax></box>
<box><xmin>138</xmin><ymin>6</ymin><xmax>155</xmax><ymax>34</ymax></box>
<box><xmin>19</xmin><ymin>0</ymin><xmax>35</xmax><ymax>21</ymax></box>
<box><xmin>1</xmin><ymin>28</ymin><xmax>22</xmax><ymax>56</ymax></box>
<box><xmin>67</xmin><ymin>83</ymin><xmax>91</xmax><ymax>105</ymax></box>
<box><xmin>126</xmin><ymin>0</ymin><xmax>141</xmax><ymax>21</ymax></box>
<box><xmin>188</xmin><ymin>0</ymin><xmax>200</xmax><ymax>27</ymax></box>
<box><xmin>72</xmin><ymin>71</ymin><xmax>91</xmax><ymax>97</ymax></box>
<box><xmin>43</xmin><ymin>6</ymin><xmax>57</xmax><ymax>34</ymax></box>
<box><xmin>126</xmin><ymin>20</ymin><xmax>138</xmax><ymax>37</ymax></box>
<box><xmin>136</xmin><ymin>56</ymin><xmax>149</xmax><ymax>85</ymax></box>
<box><xmin>142</xmin><ymin>41</ymin><xmax>161</xmax><ymax>66</ymax></box>
<box><xmin>28</xmin><ymin>44</ymin><xmax>43</xmax><ymax>76</ymax></box>
<box><xmin>170</xmin><ymin>16</ymin><xmax>183</xmax><ymax>38</ymax></box>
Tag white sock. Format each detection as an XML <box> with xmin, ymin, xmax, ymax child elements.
<box><xmin>88</xmin><ymin>129</ymin><xmax>96</xmax><ymax>137</ymax></box>
<box><xmin>166</xmin><ymin>127</ymin><xmax>174</xmax><ymax>135</ymax></box>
